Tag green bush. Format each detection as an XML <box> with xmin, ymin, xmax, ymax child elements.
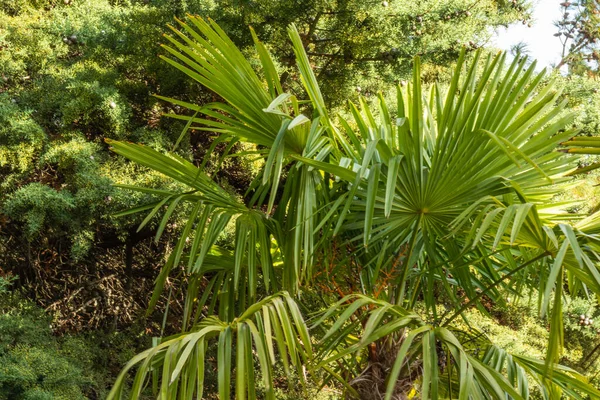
<box><xmin>0</xmin><ymin>294</ymin><xmax>90</xmax><ymax>399</ymax></box>
<box><xmin>0</xmin><ymin>289</ymin><xmax>153</xmax><ymax>399</ymax></box>
<box><xmin>0</xmin><ymin>95</ymin><xmax>46</xmax><ymax>174</ymax></box>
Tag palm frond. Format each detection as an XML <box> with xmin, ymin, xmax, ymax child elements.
<box><xmin>107</xmin><ymin>293</ymin><xmax>311</xmax><ymax>400</ymax></box>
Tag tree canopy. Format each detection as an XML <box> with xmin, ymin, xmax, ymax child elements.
<box><xmin>555</xmin><ymin>0</ymin><xmax>600</xmax><ymax>75</ymax></box>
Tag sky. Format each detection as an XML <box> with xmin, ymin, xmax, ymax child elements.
<box><xmin>491</xmin><ymin>0</ymin><xmax>565</xmax><ymax>68</ymax></box>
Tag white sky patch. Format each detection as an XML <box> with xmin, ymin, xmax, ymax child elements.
<box><xmin>491</xmin><ymin>0</ymin><xmax>564</xmax><ymax>68</ymax></box>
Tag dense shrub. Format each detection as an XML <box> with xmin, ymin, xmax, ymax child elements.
<box><xmin>0</xmin><ymin>278</ymin><xmax>152</xmax><ymax>399</ymax></box>
<box><xmin>0</xmin><ymin>284</ymin><xmax>92</xmax><ymax>399</ymax></box>
<box><xmin>0</xmin><ymin>2</ymin><xmax>258</xmax><ymax>325</ymax></box>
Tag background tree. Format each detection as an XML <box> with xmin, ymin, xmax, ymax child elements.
<box><xmin>220</xmin><ymin>0</ymin><xmax>531</xmax><ymax>104</ymax></box>
<box><xmin>555</xmin><ymin>0</ymin><xmax>600</xmax><ymax>75</ymax></box>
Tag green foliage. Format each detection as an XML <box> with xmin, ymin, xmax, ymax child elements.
<box><xmin>211</xmin><ymin>0</ymin><xmax>530</xmax><ymax>105</ymax></box>
<box><xmin>0</xmin><ymin>294</ymin><xmax>90</xmax><ymax>399</ymax></box>
<box><xmin>558</xmin><ymin>74</ymin><xmax>600</xmax><ymax>137</ymax></box>
<box><xmin>0</xmin><ymin>0</ymin><xmax>252</xmax><ymax>293</ymax></box>
<box><xmin>4</xmin><ymin>183</ymin><xmax>76</xmax><ymax>240</ymax></box>
<box><xmin>0</xmin><ymin>290</ymin><xmax>155</xmax><ymax>400</ymax></box>
<box><xmin>1</xmin><ymin>345</ymin><xmax>89</xmax><ymax>400</ymax></box>
<box><xmin>3</xmin><ymin>0</ymin><xmax>600</xmax><ymax>398</ymax></box>
<box><xmin>107</xmin><ymin>18</ymin><xmax>600</xmax><ymax>399</ymax></box>
<box><xmin>0</xmin><ymin>276</ymin><xmax>16</xmax><ymax>293</ymax></box>
<box><xmin>0</xmin><ymin>0</ymin><xmax>57</xmax><ymax>16</ymax></box>
<box><xmin>2</xmin><ymin>134</ymin><xmax>114</xmax><ymax>258</ymax></box>
<box><xmin>0</xmin><ymin>0</ymin><xmax>534</xmax><ymax>332</ymax></box>
<box><xmin>0</xmin><ymin>94</ymin><xmax>46</xmax><ymax>174</ymax></box>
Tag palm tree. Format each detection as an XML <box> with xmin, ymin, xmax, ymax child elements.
<box><xmin>107</xmin><ymin>16</ymin><xmax>600</xmax><ymax>399</ymax></box>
